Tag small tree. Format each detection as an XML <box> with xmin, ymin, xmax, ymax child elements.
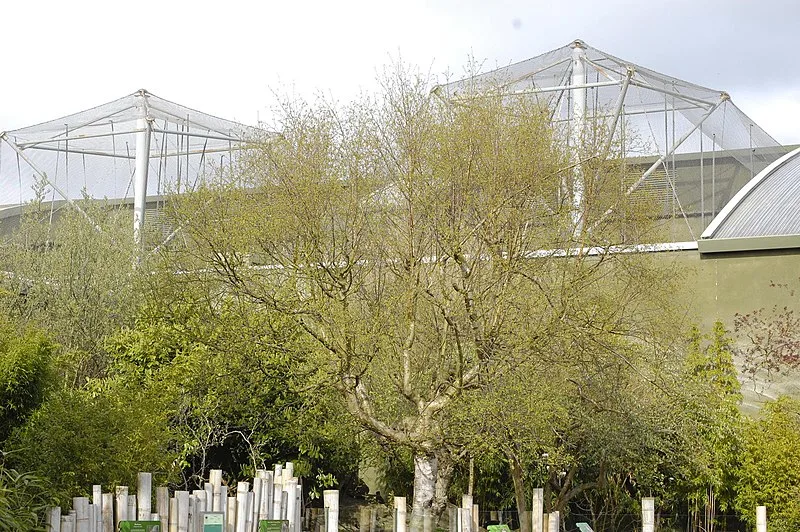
<box><xmin>735</xmin><ymin>397</ymin><xmax>800</xmax><ymax>528</ymax></box>
<box><xmin>678</xmin><ymin>322</ymin><xmax>742</xmax><ymax>531</ymax></box>
<box><xmin>734</xmin><ymin>279</ymin><xmax>800</xmax><ymax>377</ymax></box>
<box><xmin>0</xmin><ymin>198</ymin><xmax>140</xmax><ymax>384</ymax></box>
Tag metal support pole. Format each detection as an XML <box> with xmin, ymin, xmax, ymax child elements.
<box><xmin>570</xmin><ymin>40</ymin><xmax>587</xmax><ymax>234</ymax></box>
<box><xmin>712</xmin><ymin>133</ymin><xmax>717</xmax><ymax>217</ymax></box>
<box><xmin>700</xmin><ymin>124</ymin><xmax>705</xmax><ymax>227</ymax></box>
<box><xmin>599</xmin><ymin>66</ymin><xmax>634</xmax><ymax>159</ymax></box>
<box><xmin>628</xmin><ymin>79</ymin><xmax>717</xmax><ymax>107</ymax></box>
<box><xmin>440</xmin><ymin>79</ymin><xmax>621</xmax><ymax>102</ymax></box>
<box><xmin>133</xmin><ymin>91</ymin><xmax>152</xmax><ymax>246</ymax></box>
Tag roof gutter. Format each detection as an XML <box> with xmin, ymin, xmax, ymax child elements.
<box><xmin>698</xmin><ymin>234</ymin><xmax>800</xmax><ymax>254</ymax></box>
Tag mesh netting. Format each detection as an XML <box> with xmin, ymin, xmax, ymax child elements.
<box><xmin>435</xmin><ymin>39</ymin><xmax>785</xmax><ymax>238</ymax></box>
<box><xmin>0</xmin><ymin>46</ymin><xmax>790</xmax><ymax>244</ymax></box>
<box><xmin>0</xmin><ymin>90</ymin><xmax>256</xmax><ymax>210</ymax></box>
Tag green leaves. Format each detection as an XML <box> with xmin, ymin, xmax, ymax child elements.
<box><xmin>9</xmin><ymin>384</ymin><xmax>177</xmax><ymax>507</ymax></box>
<box><xmin>0</xmin><ymin>322</ymin><xmax>54</xmax><ymax>442</ymax></box>
<box><xmin>0</xmin><ymin>459</ymin><xmax>56</xmax><ymax>531</ymax></box>
<box><xmin>735</xmin><ymin>397</ymin><xmax>800</xmax><ymax>527</ymax></box>
<box><xmin>0</xmin><ymin>201</ymin><xmax>142</xmax><ymax>384</ymax></box>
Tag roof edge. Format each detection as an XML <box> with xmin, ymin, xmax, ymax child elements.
<box><xmin>701</xmin><ymin>146</ymin><xmax>800</xmax><ymax>239</ymax></box>
<box><xmin>698</xmin><ymin>234</ymin><xmax>800</xmax><ymax>254</ymax></box>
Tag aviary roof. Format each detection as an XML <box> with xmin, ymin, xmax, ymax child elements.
<box><xmin>0</xmin><ymin>89</ymin><xmax>257</xmax><ymax>208</ymax></box>
<box><xmin>435</xmin><ymin>39</ymin><xmax>783</xmax><ymax>241</ymax></box>
<box><xmin>434</xmin><ymin>39</ymin><xmax>777</xmax><ymax>158</ymax></box>
<box><xmin>701</xmin><ymin>146</ymin><xmax>800</xmax><ymax>241</ymax></box>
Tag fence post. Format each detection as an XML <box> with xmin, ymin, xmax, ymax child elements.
<box><xmin>169</xmin><ymin>497</ymin><xmax>178</xmax><ymax>532</ymax></box>
<box><xmin>156</xmin><ymin>487</ymin><xmax>169</xmax><ymax>532</ymax></box>
<box><xmin>547</xmin><ymin>511</ymin><xmax>559</xmax><ymax>532</ymax></box>
<box><xmin>285</xmin><ymin>478</ymin><xmax>297</xmax><ymax>532</ymax></box>
<box><xmin>92</xmin><ymin>487</ymin><xmax>102</xmax><ymax>509</ymax></box>
<box><xmin>101</xmin><ymin>493</ymin><xmax>113</xmax><ymax>532</ymax></box>
<box><xmin>756</xmin><ymin>506</ymin><xmax>767</xmax><ymax>532</ymax></box>
<box><xmin>261</xmin><ymin>471</ymin><xmax>273</xmax><ymax>522</ymax></box>
<box><xmin>460</xmin><ymin>495</ymin><xmax>473</xmax><ymax>532</ymax></box>
<box><xmin>252</xmin><ymin>473</ymin><xmax>264</xmax><ymax>532</ymax></box>
<box><xmin>209</xmin><ymin>470</ymin><xmax>223</xmax><ymax>512</ymax></box>
<box><xmin>235</xmin><ymin>482</ymin><xmax>249</xmax><ymax>532</ymax></box>
<box><xmin>272</xmin><ymin>472</ymin><xmax>283</xmax><ymax>521</ymax></box>
<box><xmin>115</xmin><ymin>486</ymin><xmax>128</xmax><ymax>531</ymax></box>
<box><xmin>323</xmin><ymin>490</ymin><xmax>339</xmax><ymax>532</ymax></box>
<box><xmin>92</xmin><ymin>486</ymin><xmax>102</xmax><ymax>532</ymax></box>
<box><xmin>226</xmin><ymin>496</ymin><xmax>237</xmax><ymax>532</ymax></box>
<box><xmin>295</xmin><ymin>483</ymin><xmax>302</xmax><ymax>532</ymax></box>
<box><xmin>449</xmin><ymin>506</ymin><xmax>458</xmax><ymax>532</ymax></box>
<box><xmin>127</xmin><ymin>496</ymin><xmax>137</xmax><ymax>526</ymax></box>
<box><xmin>138</xmin><ymin>473</ymin><xmax>152</xmax><ymax>520</ymax></box>
<box><xmin>394</xmin><ymin>496</ymin><xmax>407</xmax><ymax>532</ymax></box>
<box><xmin>642</xmin><ymin>497</ymin><xmax>655</xmax><ymax>532</ymax></box>
<box><xmin>73</xmin><ymin>497</ymin><xmax>89</xmax><ymax>532</ymax></box>
<box><xmin>531</xmin><ymin>488</ymin><xmax>544</xmax><ymax>532</ymax></box>
<box><xmin>176</xmin><ymin>491</ymin><xmax>189</xmax><ymax>532</ymax></box>
<box><xmin>47</xmin><ymin>507</ymin><xmax>62</xmax><ymax>532</ymax></box>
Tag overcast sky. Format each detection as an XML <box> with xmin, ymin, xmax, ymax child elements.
<box><xmin>1</xmin><ymin>0</ymin><xmax>798</xmax><ymax>144</ymax></box>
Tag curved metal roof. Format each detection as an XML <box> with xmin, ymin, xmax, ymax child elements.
<box><xmin>699</xmin><ymin>146</ymin><xmax>800</xmax><ymax>252</ymax></box>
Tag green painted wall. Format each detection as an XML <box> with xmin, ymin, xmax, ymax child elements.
<box><xmin>670</xmin><ymin>249</ymin><xmax>799</xmax><ymax>329</ymax></box>
<box><xmin>665</xmin><ymin>248</ymin><xmax>800</xmax><ymax>412</ymax></box>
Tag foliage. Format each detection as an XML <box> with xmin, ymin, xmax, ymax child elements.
<box><xmin>0</xmin><ymin>456</ymin><xmax>56</xmax><ymax>531</ymax></box>
<box><xmin>0</xmin><ymin>197</ymin><xmax>141</xmax><ymax>384</ymax></box>
<box><xmin>685</xmin><ymin>322</ymin><xmax>741</xmax><ymax>401</ymax></box>
<box><xmin>164</xmin><ymin>62</ymin><xmax>682</xmax><ymax>525</ymax></box>
<box><xmin>648</xmin><ymin>321</ymin><xmax>744</xmax><ymax>532</ymax></box>
<box><xmin>8</xmin><ymin>383</ymin><xmax>178</xmax><ymax>507</ymax></box>
<box><xmin>677</xmin><ymin>322</ymin><xmax>742</xmax><ymax>505</ymax></box>
<box><xmin>103</xmin><ymin>276</ymin><xmax>362</xmax><ymax>496</ymax></box>
<box><xmin>454</xmin><ymin>322</ymin><xmax>743</xmax><ymax>531</ymax></box>
<box><xmin>0</xmin><ymin>192</ymin><xmax>361</xmax><ymax>506</ymax></box>
<box><xmin>0</xmin><ymin>321</ymin><xmax>55</xmax><ymax>442</ymax></box>
<box><xmin>735</xmin><ymin>397</ymin><xmax>800</xmax><ymax>528</ymax></box>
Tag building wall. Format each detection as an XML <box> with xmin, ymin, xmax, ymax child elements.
<box><xmin>668</xmin><ymin>248</ymin><xmax>800</xmax><ymax>412</ymax></box>
<box><xmin>674</xmin><ymin>249</ymin><xmax>799</xmax><ymax>327</ymax></box>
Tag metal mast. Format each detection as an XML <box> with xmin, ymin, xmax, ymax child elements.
<box><xmin>133</xmin><ymin>89</ymin><xmax>152</xmax><ymax>247</ymax></box>
<box><xmin>570</xmin><ymin>40</ymin><xmax>587</xmax><ymax>234</ymax></box>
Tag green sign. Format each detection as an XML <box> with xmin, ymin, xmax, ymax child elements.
<box><xmin>118</xmin><ymin>521</ymin><xmax>161</xmax><ymax>532</ymax></box>
<box><xmin>486</xmin><ymin>526</ymin><xmax>511</xmax><ymax>532</ymax></box>
<box><xmin>202</xmin><ymin>512</ymin><xmax>225</xmax><ymax>532</ymax></box>
<box><xmin>258</xmin><ymin>520</ymin><xmax>289</xmax><ymax>532</ymax></box>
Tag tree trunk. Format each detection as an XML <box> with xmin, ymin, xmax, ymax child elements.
<box><xmin>508</xmin><ymin>454</ymin><xmax>531</xmax><ymax>532</ymax></box>
<box><xmin>411</xmin><ymin>454</ymin><xmax>437</xmax><ymax>531</ymax></box>
<box><xmin>409</xmin><ymin>450</ymin><xmax>455</xmax><ymax>531</ymax></box>
<box><xmin>432</xmin><ymin>451</ymin><xmax>455</xmax><ymax>523</ymax></box>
